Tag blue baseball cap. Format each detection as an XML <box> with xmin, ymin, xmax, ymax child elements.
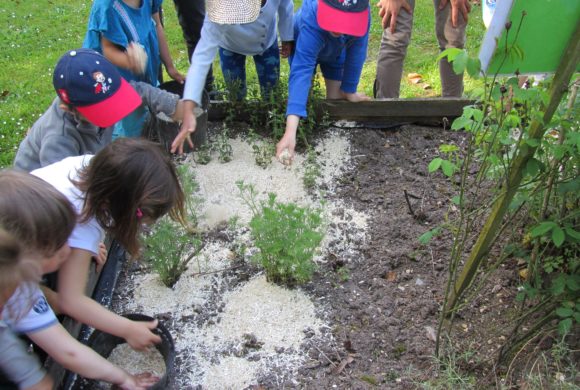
<box><xmin>53</xmin><ymin>49</ymin><xmax>142</xmax><ymax>127</ymax></box>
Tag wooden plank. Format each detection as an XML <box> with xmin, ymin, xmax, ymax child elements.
<box><xmin>207</xmin><ymin>98</ymin><xmax>473</xmax><ymax>124</ymax></box>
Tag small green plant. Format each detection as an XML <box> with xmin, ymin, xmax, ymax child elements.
<box><xmin>248</xmin><ymin>128</ymin><xmax>275</xmax><ymax>169</ymax></box>
<box><xmin>337</xmin><ymin>266</ymin><xmax>350</xmax><ymax>282</ymax></box>
<box><xmin>194</xmin><ymin>142</ymin><xmax>212</xmax><ymax>165</ymax></box>
<box><xmin>302</xmin><ymin>147</ymin><xmax>321</xmax><ymax>189</ymax></box>
<box><xmin>176</xmin><ymin>164</ymin><xmax>203</xmax><ymax>227</ymax></box>
<box><xmin>237</xmin><ymin>181</ymin><xmax>325</xmax><ymax>286</ymax></box>
<box><xmin>214</xmin><ymin>126</ymin><xmax>233</xmax><ymax>163</ymax></box>
<box><xmin>143</xmin><ymin>217</ymin><xmax>202</xmax><ymax>288</ymax></box>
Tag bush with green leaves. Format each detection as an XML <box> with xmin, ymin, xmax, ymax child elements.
<box><xmin>143</xmin><ymin>165</ymin><xmax>204</xmax><ymax>287</ymax></box>
<box><xmin>214</xmin><ymin>126</ymin><xmax>233</xmax><ymax>163</ymax></box>
<box><xmin>237</xmin><ymin>181</ymin><xmax>325</xmax><ymax>286</ymax></box>
<box><xmin>420</xmin><ymin>20</ymin><xmax>579</xmax><ymax>369</ymax></box>
<box><xmin>143</xmin><ymin>217</ymin><xmax>202</xmax><ymax>288</ymax></box>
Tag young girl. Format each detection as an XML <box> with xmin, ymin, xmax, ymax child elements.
<box><xmin>0</xmin><ymin>171</ymin><xmax>157</xmax><ymax>389</ymax></box>
<box><xmin>31</xmin><ymin>137</ymin><xmax>186</xmax><ymax>351</ymax></box>
<box><xmin>84</xmin><ymin>0</ymin><xmax>185</xmax><ymax>138</ymax></box>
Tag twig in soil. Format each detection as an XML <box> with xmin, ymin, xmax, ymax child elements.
<box><xmin>188</xmin><ymin>264</ymin><xmax>244</xmax><ymax>278</ymax></box>
<box><xmin>404</xmin><ymin>190</ymin><xmax>416</xmax><ymax>218</ymax></box>
<box><xmin>312</xmin><ymin>344</ymin><xmax>338</xmax><ymax>369</ymax></box>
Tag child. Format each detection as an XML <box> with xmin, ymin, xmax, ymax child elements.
<box><xmin>178</xmin><ymin>0</ymin><xmax>294</xmax><ymax>141</ymax></box>
<box><xmin>275</xmin><ymin>0</ymin><xmax>371</xmax><ymax>163</ymax></box>
<box><xmin>14</xmin><ymin>48</ymin><xmax>192</xmax><ymax>172</ymax></box>
<box><xmin>0</xmin><ymin>171</ymin><xmax>158</xmax><ymax>389</ymax></box>
<box><xmin>30</xmin><ymin>137</ymin><xmax>186</xmax><ymax>352</ymax></box>
<box><xmin>84</xmin><ymin>0</ymin><xmax>185</xmax><ymax>139</ymax></box>
<box><xmin>0</xmin><ymin>229</ymin><xmax>53</xmax><ymax>390</ymax></box>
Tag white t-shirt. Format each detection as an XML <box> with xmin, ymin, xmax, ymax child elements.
<box><xmin>31</xmin><ymin>155</ymin><xmax>104</xmax><ymax>256</ymax></box>
<box><xmin>1</xmin><ymin>284</ymin><xmax>57</xmax><ymax>334</ymax></box>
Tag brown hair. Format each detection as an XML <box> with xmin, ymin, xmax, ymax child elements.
<box><xmin>74</xmin><ymin>138</ymin><xmax>186</xmax><ymax>257</ymax></box>
<box><xmin>0</xmin><ymin>170</ymin><xmax>77</xmax><ymax>258</ymax></box>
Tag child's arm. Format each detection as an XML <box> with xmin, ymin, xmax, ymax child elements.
<box><xmin>57</xmin><ymin>248</ymin><xmax>161</xmax><ymax>350</ymax></box>
<box><xmin>101</xmin><ymin>37</ymin><xmax>144</xmax><ymax>75</ymax></box>
<box><xmin>28</xmin><ymin>324</ymin><xmax>158</xmax><ymax>389</ymax></box>
<box><xmin>152</xmin><ymin>12</ymin><xmax>185</xmax><ymax>83</ymax></box>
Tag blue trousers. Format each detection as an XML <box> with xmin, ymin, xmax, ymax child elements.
<box><xmin>219</xmin><ymin>41</ymin><xmax>280</xmax><ymax>100</ymax></box>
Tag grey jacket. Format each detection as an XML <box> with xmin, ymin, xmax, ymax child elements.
<box><xmin>14</xmin><ymin>81</ymin><xmax>179</xmax><ymax>172</ymax></box>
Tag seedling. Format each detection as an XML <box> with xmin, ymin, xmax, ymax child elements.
<box><xmin>194</xmin><ymin>143</ymin><xmax>212</xmax><ymax>165</ymax></box>
<box><xmin>214</xmin><ymin>126</ymin><xmax>233</xmax><ymax>163</ymax></box>
<box><xmin>248</xmin><ymin>128</ymin><xmax>275</xmax><ymax>169</ymax></box>
<box><xmin>237</xmin><ymin>181</ymin><xmax>325</xmax><ymax>286</ymax></box>
<box><xmin>302</xmin><ymin>146</ymin><xmax>321</xmax><ymax>189</ymax></box>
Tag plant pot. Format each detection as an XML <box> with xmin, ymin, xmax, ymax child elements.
<box><xmin>69</xmin><ymin>314</ymin><xmax>175</xmax><ymax>390</ymax></box>
<box><xmin>146</xmin><ymin>81</ymin><xmax>209</xmax><ymax>153</ymax></box>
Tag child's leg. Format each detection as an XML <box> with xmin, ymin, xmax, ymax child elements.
<box><xmin>253</xmin><ymin>41</ymin><xmax>280</xmax><ymax>100</ymax></box>
<box><xmin>219</xmin><ymin>48</ymin><xmax>247</xmax><ymax>101</ymax></box>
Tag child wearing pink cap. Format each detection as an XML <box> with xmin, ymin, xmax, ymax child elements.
<box><xmin>275</xmin><ymin>0</ymin><xmax>372</xmax><ymax>164</ymax></box>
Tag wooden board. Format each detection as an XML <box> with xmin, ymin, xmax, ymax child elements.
<box><xmin>208</xmin><ymin>98</ymin><xmax>473</xmax><ymax>126</ymax></box>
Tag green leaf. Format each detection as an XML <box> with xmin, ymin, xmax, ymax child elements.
<box><xmin>566</xmin><ymin>275</ymin><xmax>580</xmax><ymax>291</ymax></box>
<box><xmin>556</xmin><ymin>307</ymin><xmax>573</xmax><ymax>318</ymax></box>
<box><xmin>441</xmin><ymin>160</ymin><xmax>455</xmax><ymax>177</ymax></box>
<box><xmin>551</xmin><ymin>275</ymin><xmax>566</xmax><ymax>295</ymax></box>
<box><xmin>558</xmin><ymin>177</ymin><xmax>580</xmax><ymax>194</ymax></box>
<box><xmin>452</xmin><ymin>50</ymin><xmax>468</xmax><ymax>75</ymax></box>
<box><xmin>428</xmin><ymin>158</ymin><xmax>442</xmax><ymax>173</ymax></box>
<box><xmin>451</xmin><ymin>195</ymin><xmax>461</xmax><ymax>205</ymax></box>
<box><xmin>565</xmin><ymin>227</ymin><xmax>580</xmax><ymax>242</ymax></box>
<box><xmin>466</xmin><ymin>57</ymin><xmax>481</xmax><ymax>77</ymax></box>
<box><xmin>436</xmin><ymin>47</ymin><xmax>463</xmax><ymax>62</ymax></box>
<box><xmin>524</xmin><ymin>158</ymin><xmax>542</xmax><ymax>177</ymax></box>
<box><xmin>451</xmin><ymin>116</ymin><xmax>473</xmax><ymax>130</ymax></box>
<box><xmin>524</xmin><ymin>138</ymin><xmax>540</xmax><ymax>147</ymax></box>
<box><xmin>552</xmin><ymin>226</ymin><xmax>565</xmax><ymax>247</ymax></box>
<box><xmin>419</xmin><ymin>227</ymin><xmax>441</xmax><ymax>245</ymax></box>
<box><xmin>531</xmin><ymin>222</ymin><xmax>556</xmax><ymax>237</ymax></box>
<box><xmin>558</xmin><ymin>318</ymin><xmax>573</xmax><ymax>335</ymax></box>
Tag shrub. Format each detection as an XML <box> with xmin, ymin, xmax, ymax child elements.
<box><xmin>237</xmin><ymin>181</ymin><xmax>325</xmax><ymax>286</ymax></box>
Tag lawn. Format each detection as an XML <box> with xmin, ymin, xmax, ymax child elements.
<box><xmin>0</xmin><ymin>0</ymin><xmax>485</xmax><ymax>167</ymax></box>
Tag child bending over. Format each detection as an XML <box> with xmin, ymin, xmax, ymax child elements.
<box><xmin>276</xmin><ymin>0</ymin><xmax>371</xmax><ymax>163</ymax></box>
<box><xmin>0</xmin><ymin>171</ymin><xmax>157</xmax><ymax>389</ymax></box>
<box><xmin>31</xmin><ymin>137</ymin><xmax>186</xmax><ymax>351</ymax></box>
<box><xmin>14</xmin><ymin>49</ymin><xmax>190</xmax><ymax>173</ymax></box>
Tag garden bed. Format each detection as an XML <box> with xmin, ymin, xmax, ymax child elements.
<box><xmin>97</xmin><ymin>123</ymin><xmax>533</xmax><ymax>389</ymax></box>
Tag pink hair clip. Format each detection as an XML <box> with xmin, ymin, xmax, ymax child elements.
<box><xmin>136</xmin><ymin>208</ymin><xmax>143</xmax><ymax>219</ymax></box>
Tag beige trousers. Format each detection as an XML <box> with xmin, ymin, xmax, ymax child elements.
<box><xmin>375</xmin><ymin>0</ymin><xmax>467</xmax><ymax>98</ymax></box>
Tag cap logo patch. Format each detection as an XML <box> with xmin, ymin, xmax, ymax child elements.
<box><xmin>93</xmin><ymin>71</ymin><xmax>111</xmax><ymax>94</ymax></box>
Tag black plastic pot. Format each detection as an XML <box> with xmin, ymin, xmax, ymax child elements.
<box><xmin>69</xmin><ymin>314</ymin><xmax>175</xmax><ymax>390</ymax></box>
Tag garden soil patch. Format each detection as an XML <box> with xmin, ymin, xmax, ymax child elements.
<box><xmin>102</xmin><ymin>124</ymin><xmax>522</xmax><ymax>389</ymax></box>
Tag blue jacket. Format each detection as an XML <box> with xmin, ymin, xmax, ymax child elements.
<box><xmin>286</xmin><ymin>0</ymin><xmax>369</xmax><ymax>117</ymax></box>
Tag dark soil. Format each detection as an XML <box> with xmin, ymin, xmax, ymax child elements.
<box><xmin>84</xmin><ymin>124</ymin><xmax>555</xmax><ymax>389</ymax></box>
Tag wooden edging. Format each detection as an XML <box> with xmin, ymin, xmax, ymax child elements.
<box><xmin>208</xmin><ymin>98</ymin><xmax>474</xmax><ymax>126</ymax></box>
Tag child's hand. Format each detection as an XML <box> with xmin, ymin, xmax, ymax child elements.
<box><xmin>341</xmin><ymin>91</ymin><xmax>372</xmax><ymax>103</ymax></box>
<box><xmin>126</xmin><ymin>43</ymin><xmax>148</xmax><ymax>75</ymax></box>
<box><xmin>115</xmin><ymin>372</ymin><xmax>159</xmax><ymax>390</ymax></box>
<box><xmin>125</xmin><ymin>319</ymin><xmax>162</xmax><ymax>350</ymax></box>
<box><xmin>94</xmin><ymin>242</ymin><xmax>108</xmax><ymax>273</ymax></box>
<box><xmin>275</xmin><ymin>135</ymin><xmax>296</xmax><ymax>165</ymax></box>
<box><xmin>172</xmin><ymin>106</ymin><xmax>196</xmax><ymax>154</ymax></box>
<box><xmin>280</xmin><ymin>41</ymin><xmax>294</xmax><ymax>58</ymax></box>
<box><xmin>167</xmin><ymin>66</ymin><xmax>185</xmax><ymax>84</ymax></box>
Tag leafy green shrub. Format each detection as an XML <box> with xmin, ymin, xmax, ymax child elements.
<box><xmin>194</xmin><ymin>143</ymin><xmax>212</xmax><ymax>165</ymax></box>
<box><xmin>143</xmin><ymin>217</ymin><xmax>202</xmax><ymax>288</ymax></box>
<box><xmin>143</xmin><ymin>165</ymin><xmax>204</xmax><ymax>287</ymax></box>
<box><xmin>237</xmin><ymin>181</ymin><xmax>325</xmax><ymax>286</ymax></box>
<box><xmin>214</xmin><ymin>126</ymin><xmax>233</xmax><ymax>163</ymax></box>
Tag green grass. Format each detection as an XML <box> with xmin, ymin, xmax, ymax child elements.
<box><xmin>0</xmin><ymin>0</ymin><xmax>485</xmax><ymax>167</ymax></box>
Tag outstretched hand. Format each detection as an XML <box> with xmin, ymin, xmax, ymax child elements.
<box><xmin>172</xmin><ymin>104</ymin><xmax>196</xmax><ymax>154</ymax></box>
<box><xmin>376</xmin><ymin>0</ymin><xmax>413</xmax><ymax>33</ymax></box>
<box><xmin>439</xmin><ymin>0</ymin><xmax>471</xmax><ymax>27</ymax></box>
